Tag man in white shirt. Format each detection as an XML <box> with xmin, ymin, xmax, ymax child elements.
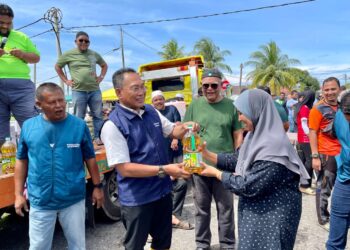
<box><xmin>100</xmin><ymin>68</ymin><xmax>197</xmax><ymax>250</ymax></box>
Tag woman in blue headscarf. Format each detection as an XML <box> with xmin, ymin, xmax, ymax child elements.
<box><xmin>326</xmin><ymin>91</ymin><xmax>350</xmax><ymax>250</ymax></box>
<box><xmin>199</xmin><ymin>89</ymin><xmax>309</xmax><ymax>250</ymax></box>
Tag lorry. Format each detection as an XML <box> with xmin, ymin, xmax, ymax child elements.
<box><xmin>101</xmin><ymin>55</ymin><xmax>205</xmax><ymax>105</ymax></box>
<box><xmin>139</xmin><ymin>55</ymin><xmax>205</xmax><ymax>105</ymax></box>
<box><xmin>0</xmin><ymin>147</ymin><xmax>120</xmax><ymax>227</ymax></box>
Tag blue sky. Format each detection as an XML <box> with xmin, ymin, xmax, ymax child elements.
<box><xmin>5</xmin><ymin>0</ymin><xmax>350</xmax><ymax>91</ymax></box>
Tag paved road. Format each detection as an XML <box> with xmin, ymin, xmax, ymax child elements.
<box><xmin>0</xmin><ymin>189</ymin><xmax>348</xmax><ymax>250</ymax></box>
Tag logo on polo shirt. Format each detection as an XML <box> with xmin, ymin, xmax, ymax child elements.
<box><xmin>67</xmin><ymin>143</ymin><xmax>80</xmax><ymax>148</ymax></box>
<box><xmin>154</xmin><ymin>122</ymin><xmax>160</xmax><ymax>127</ymax></box>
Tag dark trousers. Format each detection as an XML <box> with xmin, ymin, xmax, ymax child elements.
<box><xmin>327</xmin><ymin>180</ymin><xmax>350</xmax><ymax>250</ymax></box>
<box><xmin>121</xmin><ymin>194</ymin><xmax>172</xmax><ymax>250</ymax></box>
<box><xmin>297</xmin><ymin>143</ymin><xmax>313</xmax><ymax>188</ymax></box>
<box><xmin>172</xmin><ymin>178</ymin><xmax>188</xmax><ymax>218</ymax></box>
<box><xmin>0</xmin><ymin>79</ymin><xmax>38</xmax><ymax>144</ymax></box>
<box><xmin>192</xmin><ymin>175</ymin><xmax>235</xmax><ymax>249</ymax></box>
<box><xmin>316</xmin><ymin>154</ymin><xmax>337</xmax><ymax>225</ymax></box>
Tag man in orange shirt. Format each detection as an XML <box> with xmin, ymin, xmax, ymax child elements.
<box><xmin>309</xmin><ymin>77</ymin><xmax>341</xmax><ymax>230</ymax></box>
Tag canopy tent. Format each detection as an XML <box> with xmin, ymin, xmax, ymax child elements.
<box><xmin>102</xmin><ymin>88</ymin><xmax>117</xmax><ymax>101</ymax></box>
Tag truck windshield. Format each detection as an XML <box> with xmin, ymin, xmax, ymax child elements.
<box><xmin>152</xmin><ymin>77</ymin><xmax>184</xmax><ymax>92</ymax></box>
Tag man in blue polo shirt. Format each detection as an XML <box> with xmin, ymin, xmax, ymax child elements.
<box><xmin>100</xmin><ymin>68</ymin><xmax>198</xmax><ymax>250</ymax></box>
<box><xmin>14</xmin><ymin>83</ymin><xmax>104</xmax><ymax>250</ymax></box>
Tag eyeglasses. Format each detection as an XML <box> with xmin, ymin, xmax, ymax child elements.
<box><xmin>129</xmin><ymin>85</ymin><xmax>147</xmax><ymax>93</ymax></box>
<box><xmin>202</xmin><ymin>83</ymin><xmax>219</xmax><ymax>90</ymax></box>
<box><xmin>78</xmin><ymin>39</ymin><xmax>90</xmax><ymax>44</ymax></box>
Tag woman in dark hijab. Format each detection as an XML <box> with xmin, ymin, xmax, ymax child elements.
<box><xmin>199</xmin><ymin>89</ymin><xmax>309</xmax><ymax>250</ymax></box>
<box><xmin>294</xmin><ymin>90</ymin><xmax>316</xmax><ymax>195</ymax></box>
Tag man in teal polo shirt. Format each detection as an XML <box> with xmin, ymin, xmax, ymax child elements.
<box><xmin>14</xmin><ymin>83</ymin><xmax>104</xmax><ymax>250</ymax></box>
<box><xmin>0</xmin><ymin>4</ymin><xmax>40</xmax><ymax>145</ymax></box>
<box><xmin>55</xmin><ymin>31</ymin><xmax>108</xmax><ymax>145</ymax></box>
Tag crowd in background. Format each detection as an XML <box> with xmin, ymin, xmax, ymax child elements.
<box><xmin>2</xmin><ymin>2</ymin><xmax>350</xmax><ymax>250</ymax></box>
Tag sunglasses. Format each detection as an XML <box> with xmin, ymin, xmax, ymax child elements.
<box><xmin>78</xmin><ymin>39</ymin><xmax>90</xmax><ymax>44</ymax></box>
<box><xmin>202</xmin><ymin>83</ymin><xmax>219</xmax><ymax>90</ymax></box>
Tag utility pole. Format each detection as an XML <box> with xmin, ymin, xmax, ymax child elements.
<box><xmin>120</xmin><ymin>26</ymin><xmax>125</xmax><ymax>68</ymax></box>
<box><xmin>239</xmin><ymin>63</ymin><xmax>243</xmax><ymax>92</ymax></box>
<box><xmin>345</xmin><ymin>73</ymin><xmax>347</xmax><ymax>86</ymax></box>
<box><xmin>45</xmin><ymin>8</ymin><xmax>64</xmax><ymax>93</ymax></box>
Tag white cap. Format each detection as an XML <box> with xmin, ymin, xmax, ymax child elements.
<box><xmin>175</xmin><ymin>93</ymin><xmax>184</xmax><ymax>99</ymax></box>
<box><xmin>151</xmin><ymin>90</ymin><xmax>164</xmax><ymax>100</ymax></box>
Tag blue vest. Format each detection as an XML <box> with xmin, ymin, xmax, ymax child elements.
<box><xmin>109</xmin><ymin>104</ymin><xmax>172</xmax><ymax>206</ymax></box>
<box><xmin>18</xmin><ymin>114</ymin><xmax>93</xmax><ymax>210</ymax></box>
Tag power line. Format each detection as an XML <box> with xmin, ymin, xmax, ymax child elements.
<box><xmin>30</xmin><ymin>28</ymin><xmax>53</xmax><ymax>38</ymax></box>
<box><xmin>17</xmin><ymin>17</ymin><xmax>46</xmax><ymax>30</ymax></box>
<box><xmin>62</xmin><ymin>0</ymin><xmax>316</xmax><ymax>30</ymax></box>
<box><xmin>37</xmin><ymin>75</ymin><xmax>59</xmax><ymax>84</ymax></box>
<box><xmin>103</xmin><ymin>48</ymin><xmax>120</xmax><ymax>56</ymax></box>
<box><xmin>122</xmin><ymin>29</ymin><xmax>160</xmax><ymax>53</ymax></box>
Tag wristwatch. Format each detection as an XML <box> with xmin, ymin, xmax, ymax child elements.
<box><xmin>311</xmin><ymin>153</ymin><xmax>320</xmax><ymax>159</ymax></box>
<box><xmin>158</xmin><ymin>165</ymin><xmax>166</xmax><ymax>178</ymax></box>
<box><xmin>93</xmin><ymin>183</ymin><xmax>103</xmax><ymax>189</ymax></box>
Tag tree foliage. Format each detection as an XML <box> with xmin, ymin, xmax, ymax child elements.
<box><xmin>193</xmin><ymin>37</ymin><xmax>232</xmax><ymax>73</ymax></box>
<box><xmin>245</xmin><ymin>41</ymin><xmax>300</xmax><ymax>94</ymax></box>
<box><xmin>288</xmin><ymin>68</ymin><xmax>320</xmax><ymax>91</ymax></box>
<box><xmin>158</xmin><ymin>39</ymin><xmax>185</xmax><ymax>60</ymax></box>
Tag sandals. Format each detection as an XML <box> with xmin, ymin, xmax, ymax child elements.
<box><xmin>172</xmin><ymin>220</ymin><xmax>194</xmax><ymax>230</ymax></box>
<box><xmin>299</xmin><ymin>187</ymin><xmax>316</xmax><ymax>195</ymax></box>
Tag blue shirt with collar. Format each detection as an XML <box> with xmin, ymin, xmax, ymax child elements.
<box><xmin>17</xmin><ymin>114</ymin><xmax>95</xmax><ymax>210</ymax></box>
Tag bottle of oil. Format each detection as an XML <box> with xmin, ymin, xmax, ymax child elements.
<box><xmin>1</xmin><ymin>137</ymin><xmax>16</xmax><ymax>174</ymax></box>
<box><xmin>183</xmin><ymin>125</ymin><xmax>203</xmax><ymax>174</ymax></box>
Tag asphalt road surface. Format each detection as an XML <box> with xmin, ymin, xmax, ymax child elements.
<box><xmin>0</xmin><ymin>188</ymin><xmax>348</xmax><ymax>250</ymax></box>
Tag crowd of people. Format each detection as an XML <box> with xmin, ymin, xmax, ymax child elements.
<box><xmin>1</xmin><ymin>2</ymin><xmax>350</xmax><ymax>250</ymax></box>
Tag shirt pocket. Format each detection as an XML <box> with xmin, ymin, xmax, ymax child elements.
<box><xmin>27</xmin><ymin>173</ymin><xmax>52</xmax><ymax>206</ymax></box>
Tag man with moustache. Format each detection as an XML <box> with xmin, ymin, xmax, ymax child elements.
<box><xmin>14</xmin><ymin>83</ymin><xmax>104</xmax><ymax>249</ymax></box>
<box><xmin>55</xmin><ymin>31</ymin><xmax>108</xmax><ymax>145</ymax></box>
<box><xmin>184</xmin><ymin>68</ymin><xmax>243</xmax><ymax>250</ymax></box>
<box><xmin>0</xmin><ymin>3</ymin><xmax>40</xmax><ymax>145</ymax></box>
<box><xmin>309</xmin><ymin>76</ymin><xmax>341</xmax><ymax>230</ymax></box>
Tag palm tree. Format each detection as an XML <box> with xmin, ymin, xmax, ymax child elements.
<box><xmin>158</xmin><ymin>39</ymin><xmax>185</xmax><ymax>60</ymax></box>
<box><xmin>245</xmin><ymin>41</ymin><xmax>300</xmax><ymax>94</ymax></box>
<box><xmin>193</xmin><ymin>38</ymin><xmax>232</xmax><ymax>73</ymax></box>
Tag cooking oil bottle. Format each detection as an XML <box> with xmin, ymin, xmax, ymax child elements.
<box><xmin>183</xmin><ymin>125</ymin><xmax>203</xmax><ymax>174</ymax></box>
<box><xmin>1</xmin><ymin>137</ymin><xmax>16</xmax><ymax>174</ymax></box>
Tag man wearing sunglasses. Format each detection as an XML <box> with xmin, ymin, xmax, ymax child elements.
<box><xmin>184</xmin><ymin>68</ymin><xmax>243</xmax><ymax>250</ymax></box>
<box><xmin>55</xmin><ymin>31</ymin><xmax>108</xmax><ymax>145</ymax></box>
<box><xmin>0</xmin><ymin>4</ymin><xmax>40</xmax><ymax>146</ymax></box>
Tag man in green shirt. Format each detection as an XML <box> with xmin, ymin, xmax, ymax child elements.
<box><xmin>55</xmin><ymin>31</ymin><xmax>108</xmax><ymax>144</ymax></box>
<box><xmin>0</xmin><ymin>4</ymin><xmax>40</xmax><ymax>145</ymax></box>
<box><xmin>184</xmin><ymin>68</ymin><xmax>243</xmax><ymax>250</ymax></box>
